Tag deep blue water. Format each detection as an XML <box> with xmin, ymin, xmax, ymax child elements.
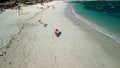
<box><xmin>71</xmin><ymin>1</ymin><xmax>120</xmax><ymax>43</ymax></box>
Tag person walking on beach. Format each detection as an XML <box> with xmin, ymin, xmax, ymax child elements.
<box><xmin>52</xmin><ymin>6</ymin><xmax>55</xmax><ymax>9</ymax></box>
<box><xmin>0</xmin><ymin>7</ymin><xmax>2</xmax><ymax>13</ymax></box>
<box><xmin>18</xmin><ymin>5</ymin><xmax>22</xmax><ymax>15</ymax></box>
<box><xmin>0</xmin><ymin>7</ymin><xmax>4</xmax><ymax>13</ymax></box>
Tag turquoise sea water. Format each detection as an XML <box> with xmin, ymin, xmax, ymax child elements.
<box><xmin>71</xmin><ymin>1</ymin><xmax>120</xmax><ymax>43</ymax></box>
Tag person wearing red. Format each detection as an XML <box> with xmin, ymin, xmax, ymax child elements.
<box><xmin>55</xmin><ymin>29</ymin><xmax>62</xmax><ymax>37</ymax></box>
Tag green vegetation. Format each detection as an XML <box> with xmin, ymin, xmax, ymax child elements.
<box><xmin>0</xmin><ymin>0</ymin><xmax>46</xmax><ymax>3</ymax></box>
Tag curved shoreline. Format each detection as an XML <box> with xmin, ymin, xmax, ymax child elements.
<box><xmin>66</xmin><ymin>3</ymin><xmax>120</xmax><ymax>44</ymax></box>
<box><xmin>65</xmin><ymin>3</ymin><xmax>120</xmax><ymax>60</ymax></box>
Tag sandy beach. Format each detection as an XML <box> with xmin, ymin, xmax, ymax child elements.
<box><xmin>0</xmin><ymin>1</ymin><xmax>120</xmax><ymax>68</ymax></box>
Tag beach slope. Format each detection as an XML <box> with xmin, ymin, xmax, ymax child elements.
<box><xmin>0</xmin><ymin>1</ymin><xmax>120</xmax><ymax>68</ymax></box>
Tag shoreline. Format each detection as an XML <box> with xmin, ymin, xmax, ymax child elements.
<box><xmin>67</xmin><ymin>3</ymin><xmax>120</xmax><ymax>44</ymax></box>
<box><xmin>65</xmin><ymin>2</ymin><xmax>120</xmax><ymax>60</ymax></box>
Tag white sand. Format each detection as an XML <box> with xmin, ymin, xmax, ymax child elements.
<box><xmin>0</xmin><ymin>1</ymin><xmax>120</xmax><ymax>68</ymax></box>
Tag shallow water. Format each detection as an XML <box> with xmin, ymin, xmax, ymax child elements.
<box><xmin>71</xmin><ymin>1</ymin><xmax>120</xmax><ymax>43</ymax></box>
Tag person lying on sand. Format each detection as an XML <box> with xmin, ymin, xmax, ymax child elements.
<box><xmin>55</xmin><ymin>29</ymin><xmax>62</xmax><ymax>37</ymax></box>
<box><xmin>38</xmin><ymin>20</ymin><xmax>48</xmax><ymax>27</ymax></box>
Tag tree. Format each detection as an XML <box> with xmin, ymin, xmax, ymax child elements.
<box><xmin>0</xmin><ymin>0</ymin><xmax>9</xmax><ymax>3</ymax></box>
